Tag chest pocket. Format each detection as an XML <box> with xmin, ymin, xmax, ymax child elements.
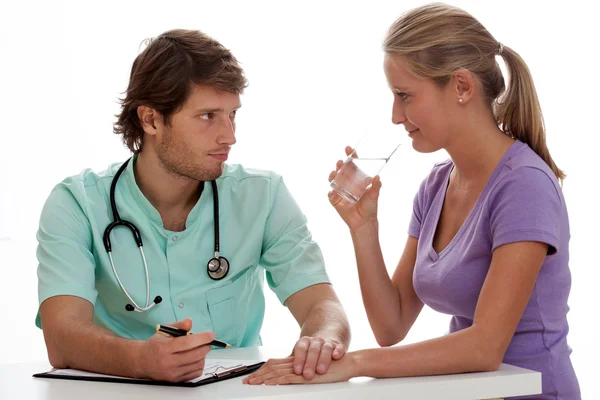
<box><xmin>205</xmin><ymin>267</ymin><xmax>263</xmax><ymax>347</ymax></box>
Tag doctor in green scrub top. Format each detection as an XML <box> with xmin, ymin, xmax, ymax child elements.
<box><xmin>36</xmin><ymin>29</ymin><xmax>350</xmax><ymax>383</ymax></box>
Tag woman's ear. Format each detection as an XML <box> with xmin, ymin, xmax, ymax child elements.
<box><xmin>453</xmin><ymin>69</ymin><xmax>475</xmax><ymax>104</ymax></box>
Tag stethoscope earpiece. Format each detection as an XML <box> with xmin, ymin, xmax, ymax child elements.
<box><xmin>125</xmin><ymin>295</ymin><xmax>163</xmax><ymax>312</ymax></box>
<box><xmin>107</xmin><ymin>158</ymin><xmax>229</xmax><ymax>313</ymax></box>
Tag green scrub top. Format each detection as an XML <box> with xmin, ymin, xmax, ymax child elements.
<box><xmin>35</xmin><ymin>156</ymin><xmax>330</xmax><ymax>347</ymax></box>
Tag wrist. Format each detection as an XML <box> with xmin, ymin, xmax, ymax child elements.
<box><xmin>347</xmin><ymin>351</ymin><xmax>365</xmax><ymax>378</ymax></box>
<box><xmin>350</xmin><ymin>220</ymin><xmax>379</xmax><ymax>241</ymax></box>
<box><xmin>128</xmin><ymin>340</ymin><xmax>146</xmax><ymax>378</ymax></box>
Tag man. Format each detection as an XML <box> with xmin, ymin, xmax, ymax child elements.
<box><xmin>36</xmin><ymin>29</ymin><xmax>350</xmax><ymax>383</ymax></box>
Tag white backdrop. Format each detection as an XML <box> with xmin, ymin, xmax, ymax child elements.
<box><xmin>1</xmin><ymin>0</ymin><xmax>598</xmax><ymax>397</ymax></box>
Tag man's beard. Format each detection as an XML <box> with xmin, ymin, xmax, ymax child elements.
<box><xmin>155</xmin><ymin>130</ymin><xmax>224</xmax><ymax>182</ymax></box>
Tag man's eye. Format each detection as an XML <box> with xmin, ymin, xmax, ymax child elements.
<box><xmin>200</xmin><ymin>113</ymin><xmax>214</xmax><ymax>120</ymax></box>
<box><xmin>229</xmin><ymin>110</ymin><xmax>237</xmax><ymax>118</ymax></box>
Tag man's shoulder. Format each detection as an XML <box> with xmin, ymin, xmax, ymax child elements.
<box><xmin>49</xmin><ymin>161</ymin><xmax>120</xmax><ymax>202</ymax></box>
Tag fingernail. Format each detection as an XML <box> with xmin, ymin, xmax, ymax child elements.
<box><xmin>318</xmin><ymin>364</ymin><xmax>325</xmax><ymax>372</ymax></box>
<box><xmin>295</xmin><ymin>365</ymin><xmax>302</xmax><ymax>373</ymax></box>
<box><xmin>249</xmin><ymin>378</ymin><xmax>256</xmax><ymax>384</ymax></box>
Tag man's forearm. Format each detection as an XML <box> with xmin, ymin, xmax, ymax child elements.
<box><xmin>300</xmin><ymin>298</ymin><xmax>351</xmax><ymax>347</ymax></box>
<box><xmin>46</xmin><ymin>319</ymin><xmax>143</xmax><ymax>378</ymax></box>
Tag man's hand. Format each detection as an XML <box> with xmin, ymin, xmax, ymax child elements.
<box><xmin>283</xmin><ymin>284</ymin><xmax>350</xmax><ymax>380</ymax></box>
<box><xmin>290</xmin><ymin>336</ymin><xmax>346</xmax><ymax>379</ymax></box>
<box><xmin>136</xmin><ymin>318</ymin><xmax>215</xmax><ymax>382</ymax></box>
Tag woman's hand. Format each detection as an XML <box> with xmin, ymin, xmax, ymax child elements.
<box><xmin>328</xmin><ymin>146</ymin><xmax>382</xmax><ymax>232</ymax></box>
<box><xmin>243</xmin><ymin>352</ymin><xmax>359</xmax><ymax>385</ymax></box>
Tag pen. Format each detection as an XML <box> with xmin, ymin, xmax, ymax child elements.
<box><xmin>155</xmin><ymin>324</ymin><xmax>232</xmax><ymax>348</ymax></box>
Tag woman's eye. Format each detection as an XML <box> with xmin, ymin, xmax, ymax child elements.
<box><xmin>396</xmin><ymin>92</ymin><xmax>409</xmax><ymax>101</ymax></box>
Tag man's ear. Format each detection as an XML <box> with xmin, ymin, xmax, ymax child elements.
<box><xmin>137</xmin><ymin>105</ymin><xmax>161</xmax><ymax>136</ymax></box>
<box><xmin>453</xmin><ymin>69</ymin><xmax>475</xmax><ymax>104</ymax></box>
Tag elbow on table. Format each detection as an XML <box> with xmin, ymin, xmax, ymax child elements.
<box><xmin>43</xmin><ymin>331</ymin><xmax>68</xmax><ymax>369</ymax></box>
<box><xmin>479</xmin><ymin>356</ymin><xmax>502</xmax><ymax>372</ymax></box>
<box><xmin>374</xmin><ymin>329</ymin><xmax>407</xmax><ymax>348</ymax></box>
<box><xmin>47</xmin><ymin>347</ymin><xmax>67</xmax><ymax>369</ymax></box>
<box><xmin>474</xmin><ymin>345</ymin><xmax>504</xmax><ymax>373</ymax></box>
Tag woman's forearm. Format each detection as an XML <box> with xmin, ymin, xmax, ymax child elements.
<box><xmin>351</xmin><ymin>326</ymin><xmax>500</xmax><ymax>379</ymax></box>
<box><xmin>350</xmin><ymin>222</ymin><xmax>405</xmax><ymax>344</ymax></box>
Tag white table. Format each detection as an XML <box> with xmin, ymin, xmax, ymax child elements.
<box><xmin>0</xmin><ymin>346</ymin><xmax>541</xmax><ymax>400</ymax></box>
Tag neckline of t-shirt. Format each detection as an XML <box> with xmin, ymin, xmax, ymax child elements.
<box><xmin>428</xmin><ymin>140</ymin><xmax>525</xmax><ymax>261</ymax></box>
<box><xmin>122</xmin><ymin>155</ymin><xmax>211</xmax><ymax>237</ymax></box>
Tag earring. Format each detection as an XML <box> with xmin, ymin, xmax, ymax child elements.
<box><xmin>458</xmin><ymin>98</ymin><xmax>464</xmax><ymax>103</ymax></box>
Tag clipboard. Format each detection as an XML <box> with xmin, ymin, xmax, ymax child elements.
<box><xmin>33</xmin><ymin>359</ymin><xmax>265</xmax><ymax>388</ymax></box>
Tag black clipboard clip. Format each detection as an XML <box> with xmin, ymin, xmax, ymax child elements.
<box><xmin>211</xmin><ymin>364</ymin><xmax>249</xmax><ymax>378</ymax></box>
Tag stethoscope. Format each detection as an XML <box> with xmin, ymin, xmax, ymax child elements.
<box><xmin>102</xmin><ymin>158</ymin><xmax>230</xmax><ymax>312</ymax></box>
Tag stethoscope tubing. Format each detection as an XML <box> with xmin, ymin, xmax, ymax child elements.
<box><xmin>103</xmin><ymin>158</ymin><xmax>229</xmax><ymax>312</ymax></box>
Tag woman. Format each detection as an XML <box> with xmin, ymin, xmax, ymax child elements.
<box><xmin>244</xmin><ymin>3</ymin><xmax>580</xmax><ymax>398</ymax></box>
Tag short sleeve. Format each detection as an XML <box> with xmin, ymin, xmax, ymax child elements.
<box><xmin>408</xmin><ymin>177</ymin><xmax>427</xmax><ymax>239</ymax></box>
<box><xmin>259</xmin><ymin>175</ymin><xmax>330</xmax><ymax>305</ymax></box>
<box><xmin>489</xmin><ymin>167</ymin><xmax>562</xmax><ymax>255</ymax></box>
<box><xmin>35</xmin><ymin>184</ymin><xmax>98</xmax><ymax>328</ymax></box>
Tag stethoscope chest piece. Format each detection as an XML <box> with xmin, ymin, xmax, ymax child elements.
<box><xmin>207</xmin><ymin>256</ymin><xmax>230</xmax><ymax>280</ymax></box>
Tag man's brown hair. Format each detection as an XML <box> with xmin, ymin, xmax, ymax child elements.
<box><xmin>114</xmin><ymin>29</ymin><xmax>247</xmax><ymax>153</ymax></box>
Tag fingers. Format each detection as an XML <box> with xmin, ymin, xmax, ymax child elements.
<box><xmin>156</xmin><ymin>357</ymin><xmax>206</xmax><ymax>383</ymax></box>
<box><xmin>264</xmin><ymin>373</ymin><xmax>306</xmax><ymax>385</ymax></box>
<box><xmin>176</xmin><ymin>358</ymin><xmax>206</xmax><ymax>382</ymax></box>
<box><xmin>332</xmin><ymin>342</ymin><xmax>346</xmax><ymax>360</ymax></box>
<box><xmin>356</xmin><ymin>175</ymin><xmax>382</xmax><ymax>207</ymax></box>
<box><xmin>366</xmin><ymin>175</ymin><xmax>382</xmax><ymax>201</ymax></box>
<box><xmin>328</xmin><ymin>190</ymin><xmax>343</xmax><ymax>207</ymax></box>
<box><xmin>328</xmin><ymin>170</ymin><xmax>337</xmax><ymax>183</ymax></box>
<box><xmin>315</xmin><ymin>341</ymin><xmax>335</xmax><ymax>374</ymax></box>
<box><xmin>243</xmin><ymin>357</ymin><xmax>293</xmax><ymax>385</ymax></box>
<box><xmin>302</xmin><ymin>338</ymin><xmax>325</xmax><ymax>379</ymax></box>
<box><xmin>328</xmin><ymin>160</ymin><xmax>344</xmax><ymax>182</ymax></box>
<box><xmin>175</xmin><ymin>343</ymin><xmax>212</xmax><ymax>365</ymax></box>
<box><xmin>345</xmin><ymin>146</ymin><xmax>354</xmax><ymax>157</ymax></box>
<box><xmin>247</xmin><ymin>362</ymin><xmax>306</xmax><ymax>386</ymax></box>
<box><xmin>165</xmin><ymin>318</ymin><xmax>193</xmax><ymax>332</ymax></box>
<box><xmin>169</xmin><ymin>331</ymin><xmax>215</xmax><ymax>353</ymax></box>
<box><xmin>371</xmin><ymin>175</ymin><xmax>382</xmax><ymax>188</ymax></box>
<box><xmin>292</xmin><ymin>337</ymin><xmax>310</xmax><ymax>375</ymax></box>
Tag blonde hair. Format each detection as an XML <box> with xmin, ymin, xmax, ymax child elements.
<box><xmin>384</xmin><ymin>2</ymin><xmax>565</xmax><ymax>182</ymax></box>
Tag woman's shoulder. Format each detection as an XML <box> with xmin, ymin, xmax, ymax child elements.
<box><xmin>413</xmin><ymin>159</ymin><xmax>453</xmax><ymax>209</ymax></box>
<box><xmin>421</xmin><ymin>159</ymin><xmax>453</xmax><ymax>192</ymax></box>
<box><xmin>494</xmin><ymin>142</ymin><xmax>563</xmax><ymax>201</ymax></box>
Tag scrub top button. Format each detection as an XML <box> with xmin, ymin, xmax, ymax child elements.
<box><xmin>172</xmin><ymin>236</ymin><xmax>179</xmax><ymax>242</ymax></box>
<box><xmin>178</xmin><ymin>302</ymin><xmax>184</xmax><ymax>308</ymax></box>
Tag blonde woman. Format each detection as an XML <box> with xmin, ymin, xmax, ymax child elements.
<box><xmin>244</xmin><ymin>3</ymin><xmax>580</xmax><ymax>399</ymax></box>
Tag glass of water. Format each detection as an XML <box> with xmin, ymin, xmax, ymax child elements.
<box><xmin>330</xmin><ymin>129</ymin><xmax>403</xmax><ymax>203</ymax></box>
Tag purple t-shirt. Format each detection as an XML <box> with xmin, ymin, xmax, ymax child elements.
<box><xmin>409</xmin><ymin>141</ymin><xmax>580</xmax><ymax>399</ymax></box>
